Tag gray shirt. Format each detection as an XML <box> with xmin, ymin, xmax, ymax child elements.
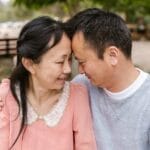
<box><xmin>72</xmin><ymin>71</ymin><xmax>150</xmax><ymax>150</ymax></box>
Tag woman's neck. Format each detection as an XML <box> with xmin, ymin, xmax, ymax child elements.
<box><xmin>27</xmin><ymin>77</ymin><xmax>63</xmax><ymax>116</ymax></box>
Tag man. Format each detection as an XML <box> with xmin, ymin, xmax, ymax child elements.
<box><xmin>65</xmin><ymin>8</ymin><xmax>150</xmax><ymax>150</ymax></box>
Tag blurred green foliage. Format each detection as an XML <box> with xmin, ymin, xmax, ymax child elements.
<box><xmin>0</xmin><ymin>0</ymin><xmax>150</xmax><ymax>23</ymax></box>
<box><xmin>13</xmin><ymin>0</ymin><xmax>150</xmax><ymax>22</ymax></box>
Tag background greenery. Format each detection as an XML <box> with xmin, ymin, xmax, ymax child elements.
<box><xmin>0</xmin><ymin>0</ymin><xmax>150</xmax><ymax>23</ymax></box>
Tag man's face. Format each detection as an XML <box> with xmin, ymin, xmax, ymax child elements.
<box><xmin>72</xmin><ymin>32</ymin><xmax>114</xmax><ymax>88</ymax></box>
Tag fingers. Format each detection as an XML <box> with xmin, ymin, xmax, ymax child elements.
<box><xmin>0</xmin><ymin>97</ymin><xmax>4</xmax><ymax>111</ymax></box>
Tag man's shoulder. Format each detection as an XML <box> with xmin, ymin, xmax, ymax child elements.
<box><xmin>143</xmin><ymin>73</ymin><xmax>150</xmax><ymax>86</ymax></box>
<box><xmin>71</xmin><ymin>74</ymin><xmax>103</xmax><ymax>94</ymax></box>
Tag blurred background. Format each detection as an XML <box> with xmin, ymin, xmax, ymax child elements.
<box><xmin>0</xmin><ymin>0</ymin><xmax>150</xmax><ymax>80</ymax></box>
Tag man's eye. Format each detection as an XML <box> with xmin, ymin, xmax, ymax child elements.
<box><xmin>69</xmin><ymin>57</ymin><xmax>72</xmax><ymax>62</ymax></box>
<box><xmin>56</xmin><ymin>61</ymin><xmax>64</xmax><ymax>64</ymax></box>
<box><xmin>79</xmin><ymin>61</ymin><xmax>85</xmax><ymax>65</ymax></box>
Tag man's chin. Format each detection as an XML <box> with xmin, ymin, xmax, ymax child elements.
<box><xmin>85</xmin><ymin>75</ymin><xmax>98</xmax><ymax>86</ymax></box>
<box><xmin>90</xmin><ymin>80</ymin><xmax>100</xmax><ymax>87</ymax></box>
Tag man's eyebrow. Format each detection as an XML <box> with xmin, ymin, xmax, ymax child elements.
<box><xmin>74</xmin><ymin>56</ymin><xmax>85</xmax><ymax>61</ymax></box>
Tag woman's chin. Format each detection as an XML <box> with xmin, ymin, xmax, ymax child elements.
<box><xmin>56</xmin><ymin>79</ymin><xmax>66</xmax><ymax>88</ymax></box>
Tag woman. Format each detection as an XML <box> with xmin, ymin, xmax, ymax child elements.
<box><xmin>0</xmin><ymin>16</ymin><xmax>96</xmax><ymax>150</ymax></box>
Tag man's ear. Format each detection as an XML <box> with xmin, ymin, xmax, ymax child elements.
<box><xmin>105</xmin><ymin>46</ymin><xmax>119</xmax><ymax>66</ymax></box>
<box><xmin>22</xmin><ymin>57</ymin><xmax>35</xmax><ymax>74</ymax></box>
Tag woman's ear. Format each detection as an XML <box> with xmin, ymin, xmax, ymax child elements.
<box><xmin>22</xmin><ymin>57</ymin><xmax>35</xmax><ymax>74</ymax></box>
<box><xmin>105</xmin><ymin>46</ymin><xmax>119</xmax><ymax>66</ymax></box>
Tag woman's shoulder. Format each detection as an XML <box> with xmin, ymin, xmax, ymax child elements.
<box><xmin>69</xmin><ymin>82</ymin><xmax>89</xmax><ymax>105</ymax></box>
<box><xmin>70</xmin><ymin>82</ymin><xmax>87</xmax><ymax>93</ymax></box>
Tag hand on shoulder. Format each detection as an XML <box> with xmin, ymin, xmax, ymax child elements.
<box><xmin>0</xmin><ymin>97</ymin><xmax>4</xmax><ymax>111</ymax></box>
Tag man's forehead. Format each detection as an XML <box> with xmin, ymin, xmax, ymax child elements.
<box><xmin>72</xmin><ymin>32</ymin><xmax>89</xmax><ymax>50</ymax></box>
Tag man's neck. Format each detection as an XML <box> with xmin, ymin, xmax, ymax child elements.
<box><xmin>106</xmin><ymin>65</ymin><xmax>140</xmax><ymax>93</ymax></box>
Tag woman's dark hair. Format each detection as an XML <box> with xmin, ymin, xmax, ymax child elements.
<box><xmin>9</xmin><ymin>16</ymin><xmax>67</xmax><ymax>149</ymax></box>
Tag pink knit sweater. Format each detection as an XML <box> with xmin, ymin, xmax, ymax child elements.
<box><xmin>0</xmin><ymin>79</ymin><xmax>96</xmax><ymax>150</ymax></box>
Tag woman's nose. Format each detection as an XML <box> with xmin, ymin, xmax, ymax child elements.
<box><xmin>63</xmin><ymin>61</ymin><xmax>71</xmax><ymax>74</ymax></box>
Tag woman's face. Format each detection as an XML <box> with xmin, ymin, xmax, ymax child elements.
<box><xmin>31</xmin><ymin>34</ymin><xmax>72</xmax><ymax>90</ymax></box>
